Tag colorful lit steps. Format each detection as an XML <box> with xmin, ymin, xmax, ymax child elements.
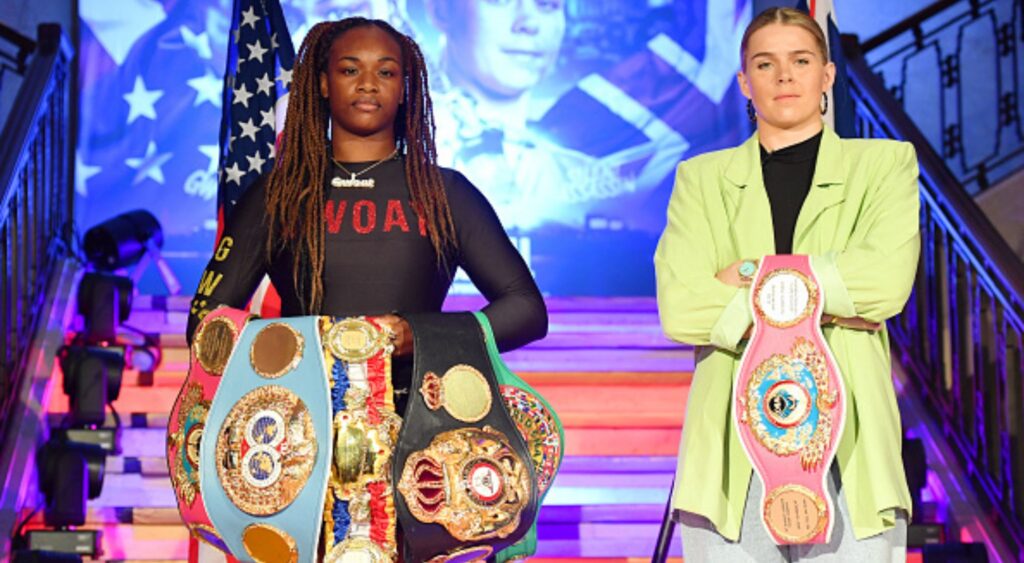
<box><xmin>22</xmin><ymin>506</ymin><xmax>683</xmax><ymax>560</ymax></box>
<box><xmin>44</xmin><ymin>295</ymin><xmax>694</xmax><ymax>559</ymax></box>
<box><xmin>81</xmin><ymin>368</ymin><xmax>692</xmax><ymax>391</ymax></box>
<box><xmin>90</xmin><ymin>560</ymin><xmax>684</xmax><ymax>563</ymax></box>
<box><xmin>85</xmin><ymin>456</ymin><xmax>676</xmax><ymax>510</ymax></box>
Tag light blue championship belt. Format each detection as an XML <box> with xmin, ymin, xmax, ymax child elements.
<box><xmin>198</xmin><ymin>314</ymin><xmax>401</xmax><ymax>562</ymax></box>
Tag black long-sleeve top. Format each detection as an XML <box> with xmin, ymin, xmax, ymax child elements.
<box><xmin>185</xmin><ymin>157</ymin><xmax>548</xmax><ymax>355</ymax></box>
<box><xmin>760</xmin><ymin>130</ymin><xmax>822</xmax><ymax>254</ymax></box>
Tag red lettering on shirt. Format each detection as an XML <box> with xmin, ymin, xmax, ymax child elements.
<box><xmin>323</xmin><ymin>199</ymin><xmax>427</xmax><ymax>237</ymax></box>
<box><xmin>353</xmin><ymin>201</ymin><xmax>376</xmax><ymax>234</ymax></box>
<box><xmin>383</xmin><ymin>199</ymin><xmax>410</xmax><ymax>233</ymax></box>
<box><xmin>325</xmin><ymin>200</ymin><xmax>348</xmax><ymax>234</ymax></box>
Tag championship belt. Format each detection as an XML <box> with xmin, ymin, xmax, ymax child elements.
<box><xmin>168</xmin><ymin>306</ymin><xmax>254</xmax><ymax>553</ymax></box>
<box><xmin>393</xmin><ymin>313</ymin><xmax>539</xmax><ymax>562</ymax></box>
<box><xmin>319</xmin><ymin>316</ymin><xmax>401</xmax><ymax>562</ymax></box>
<box><xmin>180</xmin><ymin>312</ymin><xmax>400</xmax><ymax>562</ymax></box>
<box><xmin>473</xmin><ymin>312</ymin><xmax>564</xmax><ymax>563</ymax></box>
<box><xmin>733</xmin><ymin>255</ymin><xmax>847</xmax><ymax>545</ymax></box>
<box><xmin>199</xmin><ymin>315</ymin><xmax>334</xmax><ymax>561</ymax></box>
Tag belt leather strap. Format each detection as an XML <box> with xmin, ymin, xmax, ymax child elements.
<box><xmin>168</xmin><ymin>306</ymin><xmax>254</xmax><ymax>554</ymax></box>
<box><xmin>473</xmin><ymin>312</ymin><xmax>564</xmax><ymax>562</ymax></box>
<box><xmin>201</xmin><ymin>315</ymin><xmax>334</xmax><ymax>562</ymax></box>
<box><xmin>393</xmin><ymin>312</ymin><xmax>538</xmax><ymax>562</ymax></box>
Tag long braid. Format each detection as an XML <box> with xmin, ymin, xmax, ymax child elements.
<box><xmin>264</xmin><ymin>18</ymin><xmax>455</xmax><ymax>313</ymax></box>
<box><xmin>394</xmin><ymin>31</ymin><xmax>458</xmax><ymax>272</ymax></box>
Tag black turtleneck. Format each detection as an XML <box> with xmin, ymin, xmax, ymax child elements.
<box><xmin>760</xmin><ymin>130</ymin><xmax>822</xmax><ymax>254</ymax></box>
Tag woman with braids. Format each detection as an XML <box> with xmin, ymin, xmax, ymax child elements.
<box><xmin>185</xmin><ymin>17</ymin><xmax>547</xmax><ymax>408</ymax></box>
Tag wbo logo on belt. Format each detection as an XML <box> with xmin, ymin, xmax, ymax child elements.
<box><xmin>733</xmin><ymin>255</ymin><xmax>847</xmax><ymax>545</ymax></box>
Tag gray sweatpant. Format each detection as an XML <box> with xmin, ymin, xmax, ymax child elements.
<box><xmin>678</xmin><ymin>465</ymin><xmax>907</xmax><ymax>562</ymax></box>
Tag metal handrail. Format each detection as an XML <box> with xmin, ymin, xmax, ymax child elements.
<box><xmin>856</xmin><ymin>0</ymin><xmax>1020</xmax><ymax>194</ymax></box>
<box><xmin>0</xmin><ymin>21</ymin><xmax>36</xmax><ymax>76</ymax></box>
<box><xmin>860</xmin><ymin>0</ymin><xmax>962</xmax><ymax>52</ymax></box>
<box><xmin>845</xmin><ymin>34</ymin><xmax>1024</xmax><ymax>555</ymax></box>
<box><xmin>0</xmin><ymin>23</ymin><xmax>74</xmax><ymax>445</ymax></box>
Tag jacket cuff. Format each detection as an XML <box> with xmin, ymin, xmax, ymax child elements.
<box><xmin>710</xmin><ymin>286</ymin><xmax>752</xmax><ymax>353</ymax></box>
<box><xmin>811</xmin><ymin>252</ymin><xmax>856</xmax><ymax>318</ymax></box>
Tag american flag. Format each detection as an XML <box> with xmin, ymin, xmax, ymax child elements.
<box><xmin>216</xmin><ymin>0</ymin><xmax>294</xmax><ymax>232</ymax></box>
<box><xmin>212</xmin><ymin>0</ymin><xmax>295</xmax><ymax>319</ymax></box>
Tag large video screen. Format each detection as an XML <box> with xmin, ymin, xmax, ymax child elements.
<box><xmin>76</xmin><ymin>0</ymin><xmax>752</xmax><ymax>296</ymax></box>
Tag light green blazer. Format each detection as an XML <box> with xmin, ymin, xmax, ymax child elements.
<box><xmin>654</xmin><ymin>125</ymin><xmax>919</xmax><ymax>541</ymax></box>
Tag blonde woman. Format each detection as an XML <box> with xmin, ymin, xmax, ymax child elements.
<box><xmin>655</xmin><ymin>7</ymin><xmax>918</xmax><ymax>561</ymax></box>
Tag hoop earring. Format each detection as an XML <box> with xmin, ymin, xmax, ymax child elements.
<box><xmin>747</xmin><ymin>99</ymin><xmax>757</xmax><ymax>122</ymax></box>
<box><xmin>820</xmin><ymin>92</ymin><xmax>829</xmax><ymax>115</ymax></box>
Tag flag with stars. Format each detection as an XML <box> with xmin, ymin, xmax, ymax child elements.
<box><xmin>217</xmin><ymin>0</ymin><xmax>294</xmax><ymax>229</ymax></box>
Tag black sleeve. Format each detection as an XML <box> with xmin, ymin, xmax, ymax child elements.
<box><xmin>445</xmin><ymin>170</ymin><xmax>548</xmax><ymax>352</ymax></box>
<box><xmin>185</xmin><ymin>177</ymin><xmax>269</xmax><ymax>344</ymax></box>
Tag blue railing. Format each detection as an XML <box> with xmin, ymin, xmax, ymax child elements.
<box><xmin>0</xmin><ymin>24</ymin><xmax>74</xmax><ymax>445</ymax></box>
<box><xmin>860</xmin><ymin>0</ymin><xmax>1022</xmax><ymax>195</ymax></box>
<box><xmin>846</xmin><ymin>32</ymin><xmax>1024</xmax><ymax>558</ymax></box>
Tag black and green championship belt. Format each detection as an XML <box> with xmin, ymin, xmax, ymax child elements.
<box><xmin>394</xmin><ymin>313</ymin><xmax>543</xmax><ymax>562</ymax></box>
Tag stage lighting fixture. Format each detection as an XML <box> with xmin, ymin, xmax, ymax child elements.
<box><xmin>127</xmin><ymin>341</ymin><xmax>161</xmax><ymax>372</ymax></box>
<box><xmin>59</xmin><ymin>345</ymin><xmax>124</xmax><ymax>427</ymax></box>
<box><xmin>83</xmin><ymin>209</ymin><xmax>163</xmax><ymax>271</ymax></box>
<box><xmin>23</xmin><ymin>436</ymin><xmax>106</xmax><ymax>558</ymax></box>
<box><xmin>35</xmin><ymin>435</ymin><xmax>107</xmax><ymax>526</ymax></box>
<box><xmin>13</xmin><ymin>546</ymin><xmax>93</xmax><ymax>561</ymax></box>
<box><xmin>903</xmin><ymin>436</ymin><xmax>927</xmax><ymax>519</ymax></box>
<box><xmin>76</xmin><ymin>272</ymin><xmax>133</xmax><ymax>343</ymax></box>
<box><xmin>902</xmin><ymin>436</ymin><xmax>948</xmax><ymax>547</ymax></box>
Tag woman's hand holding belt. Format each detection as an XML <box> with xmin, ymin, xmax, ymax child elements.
<box><xmin>378</xmin><ymin>314</ymin><xmax>414</xmax><ymax>357</ymax></box>
<box><xmin>717</xmin><ymin>259</ymin><xmax>882</xmax><ymax>334</ymax></box>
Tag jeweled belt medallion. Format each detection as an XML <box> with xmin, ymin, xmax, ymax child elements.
<box><xmin>398</xmin><ymin>426</ymin><xmax>530</xmax><ymax>543</ymax></box>
<box><xmin>216</xmin><ymin>386</ymin><xmax>318</xmax><ymax>516</ymax></box>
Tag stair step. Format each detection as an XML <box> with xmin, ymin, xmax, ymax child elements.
<box><xmin>134</xmin><ymin>346</ymin><xmax>694</xmax><ymax>374</ymax></box>
<box><xmin>105</xmin><ymin>455</ymin><xmax>677</xmax><ymax>477</ymax></box>
<box><xmin>48</xmin><ymin>373</ymin><xmax>691</xmax><ymax>429</ymax></box>
<box><xmin>92</xmin><ymin>560</ymin><xmax>683</xmax><ymax>563</ymax></box>
<box><xmin>128</xmin><ymin>295</ymin><xmax>660</xmax><ymax>315</ymax></box>
<box><xmin>129</xmin><ymin>319</ymin><xmax>679</xmax><ymax>350</ymax></box>
<box><xmin>89</xmin><ymin>369</ymin><xmax>692</xmax><ymax>391</ymax></box>
<box><xmin>20</xmin><ymin>523</ymin><xmax>684</xmax><ymax>560</ymax></box>
<box><xmin>77</xmin><ymin>422</ymin><xmax>680</xmax><ymax>460</ymax></box>
<box><xmin>87</xmin><ymin>458</ymin><xmax>674</xmax><ymax>509</ymax></box>
<box><xmin>22</xmin><ymin>511</ymin><xmax>685</xmax><ymax>558</ymax></box>
<box><xmin>91</xmin><ymin>560</ymin><xmax>685</xmax><ymax>563</ymax></box>
<box><xmin>22</xmin><ymin>502</ymin><xmax>678</xmax><ymax>527</ymax></box>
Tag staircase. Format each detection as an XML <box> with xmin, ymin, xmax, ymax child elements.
<box><xmin>25</xmin><ymin>295</ymin><xmax>691</xmax><ymax>561</ymax></box>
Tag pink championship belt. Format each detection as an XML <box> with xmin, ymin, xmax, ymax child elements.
<box><xmin>733</xmin><ymin>255</ymin><xmax>846</xmax><ymax>544</ymax></box>
<box><xmin>167</xmin><ymin>306</ymin><xmax>255</xmax><ymax>554</ymax></box>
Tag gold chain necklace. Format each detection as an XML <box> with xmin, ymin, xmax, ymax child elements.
<box><xmin>329</xmin><ymin>148</ymin><xmax>398</xmax><ymax>189</ymax></box>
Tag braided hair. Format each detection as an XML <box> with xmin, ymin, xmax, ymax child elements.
<box><xmin>265</xmin><ymin>17</ymin><xmax>457</xmax><ymax>312</ymax></box>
